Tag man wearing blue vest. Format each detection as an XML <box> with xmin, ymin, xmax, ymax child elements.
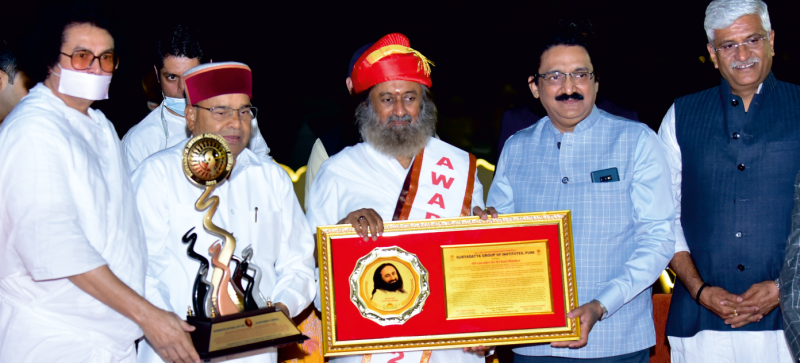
<box><xmin>488</xmin><ymin>21</ymin><xmax>676</xmax><ymax>363</ymax></box>
<box><xmin>658</xmin><ymin>1</ymin><xmax>796</xmax><ymax>361</ymax></box>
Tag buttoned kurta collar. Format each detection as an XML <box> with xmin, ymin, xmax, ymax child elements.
<box><xmin>544</xmin><ymin>105</ymin><xmax>601</xmax><ymax>145</ymax></box>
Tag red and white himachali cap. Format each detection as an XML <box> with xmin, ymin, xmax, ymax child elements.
<box><xmin>182</xmin><ymin>62</ymin><xmax>253</xmax><ymax>105</ymax></box>
<box><xmin>350</xmin><ymin>33</ymin><xmax>434</xmax><ymax>94</ymax></box>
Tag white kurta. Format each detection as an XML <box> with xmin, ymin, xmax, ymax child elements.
<box><xmin>0</xmin><ymin>84</ymin><xmax>147</xmax><ymax>362</ymax></box>
<box><xmin>121</xmin><ymin>101</ymin><xmax>271</xmax><ymax>172</ymax></box>
<box><xmin>132</xmin><ymin>141</ymin><xmax>315</xmax><ymax>363</ymax></box>
<box><xmin>305</xmin><ymin>140</ymin><xmax>485</xmax><ymax>363</ymax></box>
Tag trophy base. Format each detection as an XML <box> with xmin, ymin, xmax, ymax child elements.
<box><xmin>187</xmin><ymin>306</ymin><xmax>308</xmax><ymax>361</ymax></box>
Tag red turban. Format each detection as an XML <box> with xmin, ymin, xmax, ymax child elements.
<box><xmin>183</xmin><ymin>62</ymin><xmax>252</xmax><ymax>105</ymax></box>
<box><xmin>350</xmin><ymin>33</ymin><xmax>434</xmax><ymax>94</ymax></box>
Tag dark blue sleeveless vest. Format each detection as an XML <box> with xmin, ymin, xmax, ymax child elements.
<box><xmin>666</xmin><ymin>73</ymin><xmax>800</xmax><ymax>337</ymax></box>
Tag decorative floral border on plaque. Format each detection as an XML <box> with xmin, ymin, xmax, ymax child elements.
<box><xmin>316</xmin><ymin>211</ymin><xmax>579</xmax><ymax>357</ymax></box>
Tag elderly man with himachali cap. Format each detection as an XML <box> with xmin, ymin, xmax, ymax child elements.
<box><xmin>305</xmin><ymin>33</ymin><xmax>493</xmax><ymax>363</ymax></box>
<box><xmin>132</xmin><ymin>61</ymin><xmax>315</xmax><ymax>363</ymax></box>
<box><xmin>121</xmin><ymin>25</ymin><xmax>271</xmax><ymax>173</ymax></box>
<box><xmin>659</xmin><ymin>0</ymin><xmax>797</xmax><ymax>362</ymax></box>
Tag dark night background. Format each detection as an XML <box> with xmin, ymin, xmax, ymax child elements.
<box><xmin>2</xmin><ymin>0</ymin><xmax>797</xmax><ymax>169</ymax></box>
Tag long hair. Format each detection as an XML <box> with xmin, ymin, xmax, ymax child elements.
<box><xmin>371</xmin><ymin>263</ymin><xmax>405</xmax><ymax>298</ymax></box>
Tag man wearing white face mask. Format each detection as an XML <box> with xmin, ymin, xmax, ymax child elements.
<box><xmin>0</xmin><ymin>7</ymin><xmax>202</xmax><ymax>363</ymax></box>
<box><xmin>121</xmin><ymin>24</ymin><xmax>270</xmax><ymax>172</ymax></box>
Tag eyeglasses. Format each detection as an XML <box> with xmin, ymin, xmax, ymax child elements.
<box><xmin>60</xmin><ymin>50</ymin><xmax>118</xmax><ymax>73</ymax></box>
<box><xmin>534</xmin><ymin>71</ymin><xmax>595</xmax><ymax>86</ymax></box>
<box><xmin>713</xmin><ymin>35</ymin><xmax>768</xmax><ymax>57</ymax></box>
<box><xmin>194</xmin><ymin>105</ymin><xmax>257</xmax><ymax>122</ymax></box>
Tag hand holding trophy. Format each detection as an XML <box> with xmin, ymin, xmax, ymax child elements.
<box><xmin>181</xmin><ymin>134</ymin><xmax>307</xmax><ymax>360</ymax></box>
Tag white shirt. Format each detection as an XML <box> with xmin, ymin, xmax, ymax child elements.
<box><xmin>121</xmin><ymin>101</ymin><xmax>271</xmax><ymax>172</ymax></box>
<box><xmin>132</xmin><ymin>141</ymin><xmax>315</xmax><ymax>363</ymax></box>
<box><xmin>306</xmin><ymin>140</ymin><xmax>485</xmax><ymax>363</ymax></box>
<box><xmin>0</xmin><ymin>84</ymin><xmax>147</xmax><ymax>362</ymax></box>
<box><xmin>658</xmin><ymin>92</ymin><xmax>790</xmax><ymax>361</ymax></box>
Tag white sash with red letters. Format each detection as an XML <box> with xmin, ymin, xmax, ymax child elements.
<box><xmin>393</xmin><ymin>138</ymin><xmax>476</xmax><ymax>221</ymax></box>
<box><xmin>366</xmin><ymin>140</ymin><xmax>476</xmax><ymax>363</ymax></box>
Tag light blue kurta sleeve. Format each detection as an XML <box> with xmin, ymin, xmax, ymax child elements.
<box><xmin>593</xmin><ymin>130</ymin><xmax>676</xmax><ymax>316</ymax></box>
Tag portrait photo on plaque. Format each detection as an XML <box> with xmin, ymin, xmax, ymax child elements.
<box><xmin>366</xmin><ymin>261</ymin><xmax>414</xmax><ymax>311</ymax></box>
<box><xmin>316</xmin><ymin>211</ymin><xmax>580</xmax><ymax>357</ymax></box>
<box><xmin>349</xmin><ymin>247</ymin><xmax>429</xmax><ymax>326</ymax></box>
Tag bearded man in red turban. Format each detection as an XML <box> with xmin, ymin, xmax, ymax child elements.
<box><xmin>306</xmin><ymin>33</ymin><xmax>494</xmax><ymax>363</ymax></box>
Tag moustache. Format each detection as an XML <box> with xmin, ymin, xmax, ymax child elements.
<box><xmin>731</xmin><ymin>56</ymin><xmax>760</xmax><ymax>69</ymax></box>
<box><xmin>385</xmin><ymin>114</ymin><xmax>414</xmax><ymax>124</ymax></box>
<box><xmin>555</xmin><ymin>93</ymin><xmax>584</xmax><ymax>101</ymax></box>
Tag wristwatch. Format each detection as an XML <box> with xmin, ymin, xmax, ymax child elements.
<box><xmin>592</xmin><ymin>299</ymin><xmax>609</xmax><ymax>320</ymax></box>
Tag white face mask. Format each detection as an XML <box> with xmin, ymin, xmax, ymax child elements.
<box><xmin>52</xmin><ymin>64</ymin><xmax>112</xmax><ymax>101</ymax></box>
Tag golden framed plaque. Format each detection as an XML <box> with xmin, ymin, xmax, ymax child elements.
<box><xmin>317</xmin><ymin>211</ymin><xmax>580</xmax><ymax>357</ymax></box>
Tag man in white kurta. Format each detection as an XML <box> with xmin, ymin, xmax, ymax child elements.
<box><xmin>132</xmin><ymin>62</ymin><xmax>315</xmax><ymax>363</ymax></box>
<box><xmin>133</xmin><ymin>139</ymin><xmax>314</xmax><ymax>363</ymax></box>
<box><xmin>0</xmin><ymin>84</ymin><xmax>148</xmax><ymax>363</ymax></box>
<box><xmin>0</xmin><ymin>18</ymin><xmax>198</xmax><ymax>363</ymax></box>
<box><xmin>305</xmin><ymin>33</ymin><xmax>489</xmax><ymax>363</ymax></box>
<box><xmin>306</xmin><ymin>138</ymin><xmax>487</xmax><ymax>363</ymax></box>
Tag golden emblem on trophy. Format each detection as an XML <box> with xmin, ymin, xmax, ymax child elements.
<box><xmin>181</xmin><ymin>134</ymin><xmax>306</xmax><ymax>359</ymax></box>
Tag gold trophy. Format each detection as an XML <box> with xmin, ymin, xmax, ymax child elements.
<box><xmin>182</xmin><ymin>134</ymin><xmax>306</xmax><ymax>360</ymax></box>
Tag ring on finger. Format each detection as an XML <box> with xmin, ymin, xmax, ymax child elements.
<box><xmin>358</xmin><ymin>216</ymin><xmax>365</xmax><ymax>220</ymax></box>
<box><xmin>733</xmin><ymin>308</ymin><xmax>738</xmax><ymax>317</ymax></box>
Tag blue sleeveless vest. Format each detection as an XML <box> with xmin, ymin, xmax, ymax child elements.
<box><xmin>666</xmin><ymin>73</ymin><xmax>800</xmax><ymax>337</ymax></box>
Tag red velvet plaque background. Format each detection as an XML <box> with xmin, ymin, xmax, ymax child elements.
<box><xmin>330</xmin><ymin>224</ymin><xmax>566</xmax><ymax>341</ymax></box>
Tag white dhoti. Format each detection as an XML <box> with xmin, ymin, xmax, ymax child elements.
<box><xmin>669</xmin><ymin>330</ymin><xmax>792</xmax><ymax>363</ymax></box>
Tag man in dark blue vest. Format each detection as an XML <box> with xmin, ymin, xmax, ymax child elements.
<box><xmin>658</xmin><ymin>0</ymin><xmax>797</xmax><ymax>361</ymax></box>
